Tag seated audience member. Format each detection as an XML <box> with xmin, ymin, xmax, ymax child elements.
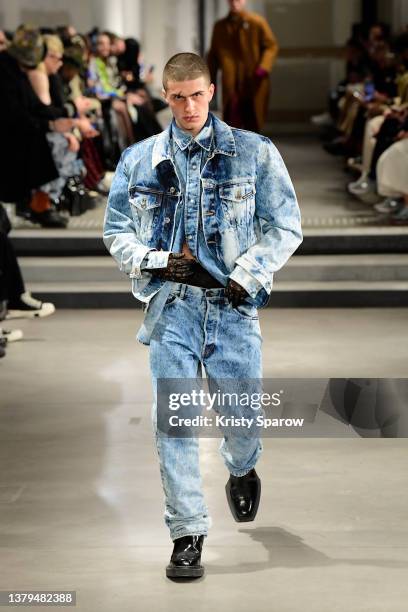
<box><xmin>110</xmin><ymin>33</ymin><xmax>164</xmax><ymax>139</ymax></box>
<box><xmin>116</xmin><ymin>36</ymin><xmax>168</xmax><ymax>115</ymax></box>
<box><xmin>28</xmin><ymin>33</ymin><xmax>107</xmax><ymax>208</ymax></box>
<box><xmin>0</xmin><ymin>204</ymin><xmax>22</xmax><ymax>357</ymax></box>
<box><xmin>27</xmin><ymin>34</ymin><xmax>87</xmax><ymax>218</ymax></box>
<box><xmin>0</xmin><ymin>29</ymin><xmax>10</xmax><ymax>51</ymax></box>
<box><xmin>60</xmin><ymin>37</ymin><xmax>107</xmax><ymax>191</ymax></box>
<box><xmin>0</xmin><ymin>203</ymin><xmax>55</xmax><ymax>361</ymax></box>
<box><xmin>0</xmin><ymin>24</ymin><xmax>66</xmax><ymax>227</ymax></box>
<box><xmin>348</xmin><ymin>31</ymin><xmax>408</xmax><ymax>205</ymax></box>
<box><xmin>88</xmin><ymin>32</ymin><xmax>162</xmax><ymax>149</ymax></box>
<box><xmin>88</xmin><ymin>32</ymin><xmax>135</xmax><ymax>149</ymax></box>
<box><xmin>375</xmin><ymin>122</ymin><xmax>408</xmax><ymax>223</ymax></box>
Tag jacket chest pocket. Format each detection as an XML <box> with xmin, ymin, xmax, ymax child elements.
<box><xmin>128</xmin><ymin>187</ymin><xmax>163</xmax><ymax>240</ymax></box>
<box><xmin>218</xmin><ymin>181</ymin><xmax>256</xmax><ymax>228</ymax></box>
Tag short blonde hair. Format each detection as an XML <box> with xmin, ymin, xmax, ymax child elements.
<box><xmin>43</xmin><ymin>34</ymin><xmax>63</xmax><ymax>57</ymax></box>
<box><xmin>163</xmin><ymin>52</ymin><xmax>210</xmax><ymax>90</ymax></box>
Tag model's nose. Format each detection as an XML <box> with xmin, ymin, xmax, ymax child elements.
<box><xmin>185</xmin><ymin>97</ymin><xmax>194</xmax><ymax>111</ymax></box>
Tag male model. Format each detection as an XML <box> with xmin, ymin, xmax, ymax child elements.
<box><xmin>207</xmin><ymin>0</ymin><xmax>279</xmax><ymax>132</ymax></box>
<box><xmin>103</xmin><ymin>52</ymin><xmax>302</xmax><ymax>579</ymax></box>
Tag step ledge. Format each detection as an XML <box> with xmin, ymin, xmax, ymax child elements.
<box><xmin>26</xmin><ymin>282</ymin><xmax>408</xmax><ymax>292</ymax></box>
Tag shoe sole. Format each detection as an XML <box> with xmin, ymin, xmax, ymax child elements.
<box><xmin>225</xmin><ymin>475</ymin><xmax>261</xmax><ymax>522</ymax></box>
<box><xmin>166</xmin><ymin>565</ymin><xmax>204</xmax><ymax>578</ymax></box>
<box><xmin>6</xmin><ymin>305</ymin><xmax>55</xmax><ymax>320</ymax></box>
<box><xmin>1</xmin><ymin>332</ymin><xmax>23</xmax><ymax>343</ymax></box>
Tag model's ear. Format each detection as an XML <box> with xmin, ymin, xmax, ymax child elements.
<box><xmin>208</xmin><ymin>83</ymin><xmax>215</xmax><ymax>101</ymax></box>
<box><xmin>161</xmin><ymin>87</ymin><xmax>167</xmax><ymax>99</ymax></box>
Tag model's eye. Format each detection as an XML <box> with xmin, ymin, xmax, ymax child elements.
<box><xmin>194</xmin><ymin>92</ymin><xmax>203</xmax><ymax>97</ymax></box>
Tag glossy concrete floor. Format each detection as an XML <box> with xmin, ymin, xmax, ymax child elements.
<box><xmin>1</xmin><ymin>308</ymin><xmax>408</xmax><ymax>611</ymax></box>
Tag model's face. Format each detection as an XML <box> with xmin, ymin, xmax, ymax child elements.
<box><xmin>163</xmin><ymin>77</ymin><xmax>215</xmax><ymax>137</ymax></box>
<box><xmin>228</xmin><ymin>0</ymin><xmax>246</xmax><ymax>13</ymax></box>
<box><xmin>96</xmin><ymin>35</ymin><xmax>111</xmax><ymax>58</ymax></box>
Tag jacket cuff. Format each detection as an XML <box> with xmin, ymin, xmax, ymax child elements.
<box><xmin>129</xmin><ymin>247</ymin><xmax>158</xmax><ymax>279</ymax></box>
<box><xmin>229</xmin><ymin>264</ymin><xmax>266</xmax><ymax>299</ymax></box>
<box><xmin>233</xmin><ymin>254</ymin><xmax>274</xmax><ymax>293</ymax></box>
<box><xmin>140</xmin><ymin>250</ymin><xmax>170</xmax><ymax>270</ymax></box>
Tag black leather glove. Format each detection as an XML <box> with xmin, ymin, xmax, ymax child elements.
<box><xmin>225</xmin><ymin>278</ymin><xmax>249</xmax><ymax>307</ymax></box>
<box><xmin>150</xmin><ymin>252</ymin><xmax>196</xmax><ymax>282</ymax></box>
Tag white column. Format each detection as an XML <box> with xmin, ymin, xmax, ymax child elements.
<box><xmin>122</xmin><ymin>0</ymin><xmax>143</xmax><ymax>40</ymax></box>
<box><xmin>141</xmin><ymin>0</ymin><xmax>167</xmax><ymax>89</ymax></box>
<box><xmin>392</xmin><ymin>0</ymin><xmax>408</xmax><ymax>31</ymax></box>
<box><xmin>332</xmin><ymin>0</ymin><xmax>361</xmax><ymax>46</ymax></box>
<box><xmin>90</xmin><ymin>0</ymin><xmax>124</xmax><ymax>35</ymax></box>
<box><xmin>142</xmin><ymin>0</ymin><xmax>198</xmax><ymax>90</ymax></box>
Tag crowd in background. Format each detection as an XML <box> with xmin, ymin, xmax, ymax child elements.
<box><xmin>313</xmin><ymin>22</ymin><xmax>408</xmax><ymax>225</ymax></box>
<box><xmin>0</xmin><ymin>24</ymin><xmax>166</xmax><ymax>230</ymax></box>
<box><xmin>1</xmin><ymin>17</ymin><xmax>408</xmax><ymax>358</ymax></box>
<box><xmin>0</xmin><ymin>23</ymin><xmax>169</xmax><ymax>357</ymax></box>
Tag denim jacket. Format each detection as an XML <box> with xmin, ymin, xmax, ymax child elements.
<box><xmin>103</xmin><ymin>113</ymin><xmax>303</xmax><ymax>341</ymax></box>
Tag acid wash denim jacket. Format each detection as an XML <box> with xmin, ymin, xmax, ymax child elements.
<box><xmin>103</xmin><ymin>112</ymin><xmax>303</xmax><ymax>344</ymax></box>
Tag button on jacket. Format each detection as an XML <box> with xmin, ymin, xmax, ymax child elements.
<box><xmin>103</xmin><ymin>112</ymin><xmax>303</xmax><ymax>342</ymax></box>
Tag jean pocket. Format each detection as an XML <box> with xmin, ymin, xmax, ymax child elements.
<box><xmin>164</xmin><ymin>292</ymin><xmax>178</xmax><ymax>306</ymax></box>
<box><xmin>232</xmin><ymin>301</ymin><xmax>259</xmax><ymax>320</ymax></box>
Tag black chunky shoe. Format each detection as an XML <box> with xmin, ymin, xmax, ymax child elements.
<box><xmin>225</xmin><ymin>468</ymin><xmax>261</xmax><ymax>522</ymax></box>
<box><xmin>166</xmin><ymin>535</ymin><xmax>205</xmax><ymax>579</ymax></box>
<box><xmin>29</xmin><ymin>209</ymin><xmax>68</xmax><ymax>228</ymax></box>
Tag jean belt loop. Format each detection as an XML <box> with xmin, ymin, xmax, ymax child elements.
<box><xmin>179</xmin><ymin>284</ymin><xmax>187</xmax><ymax>299</ymax></box>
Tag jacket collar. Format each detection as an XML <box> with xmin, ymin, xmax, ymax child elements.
<box><xmin>171</xmin><ymin>114</ymin><xmax>213</xmax><ymax>152</ymax></box>
<box><xmin>152</xmin><ymin>112</ymin><xmax>236</xmax><ymax>168</ymax></box>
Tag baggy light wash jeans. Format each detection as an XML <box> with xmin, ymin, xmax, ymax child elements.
<box><xmin>149</xmin><ymin>282</ymin><xmax>263</xmax><ymax>541</ymax></box>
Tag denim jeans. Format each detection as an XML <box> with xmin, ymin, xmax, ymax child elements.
<box><xmin>149</xmin><ymin>282</ymin><xmax>264</xmax><ymax>541</ymax></box>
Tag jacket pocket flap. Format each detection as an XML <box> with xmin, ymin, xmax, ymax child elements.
<box><xmin>129</xmin><ymin>188</ymin><xmax>163</xmax><ymax>210</ymax></box>
<box><xmin>219</xmin><ymin>183</ymin><xmax>256</xmax><ymax>202</ymax></box>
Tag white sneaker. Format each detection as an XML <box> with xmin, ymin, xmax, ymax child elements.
<box><xmin>374</xmin><ymin>198</ymin><xmax>404</xmax><ymax>215</ymax></box>
<box><xmin>311</xmin><ymin>112</ymin><xmax>333</xmax><ymax>127</ymax></box>
<box><xmin>348</xmin><ymin>176</ymin><xmax>374</xmax><ymax>195</ymax></box>
<box><xmin>6</xmin><ymin>292</ymin><xmax>56</xmax><ymax>320</ymax></box>
<box><xmin>0</xmin><ymin>328</ymin><xmax>24</xmax><ymax>343</ymax></box>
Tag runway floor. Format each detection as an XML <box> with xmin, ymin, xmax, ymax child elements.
<box><xmin>1</xmin><ymin>308</ymin><xmax>408</xmax><ymax>611</ymax></box>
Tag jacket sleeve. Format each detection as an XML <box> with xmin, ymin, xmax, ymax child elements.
<box><xmin>258</xmin><ymin>17</ymin><xmax>279</xmax><ymax>73</ymax></box>
<box><xmin>103</xmin><ymin>150</ymin><xmax>158</xmax><ymax>281</ymax></box>
<box><xmin>229</xmin><ymin>137</ymin><xmax>302</xmax><ymax>296</ymax></box>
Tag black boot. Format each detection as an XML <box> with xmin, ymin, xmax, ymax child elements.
<box><xmin>166</xmin><ymin>535</ymin><xmax>205</xmax><ymax>579</ymax></box>
<box><xmin>29</xmin><ymin>209</ymin><xmax>68</xmax><ymax>228</ymax></box>
<box><xmin>225</xmin><ymin>468</ymin><xmax>261</xmax><ymax>522</ymax></box>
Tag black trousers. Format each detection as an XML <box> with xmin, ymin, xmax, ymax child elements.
<box><xmin>0</xmin><ymin>231</ymin><xmax>25</xmax><ymax>304</ymax></box>
<box><xmin>369</xmin><ymin>117</ymin><xmax>402</xmax><ymax>180</ymax></box>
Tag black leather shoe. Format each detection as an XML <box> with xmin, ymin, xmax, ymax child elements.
<box><xmin>29</xmin><ymin>209</ymin><xmax>68</xmax><ymax>228</ymax></box>
<box><xmin>166</xmin><ymin>535</ymin><xmax>205</xmax><ymax>579</ymax></box>
<box><xmin>225</xmin><ymin>468</ymin><xmax>261</xmax><ymax>522</ymax></box>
